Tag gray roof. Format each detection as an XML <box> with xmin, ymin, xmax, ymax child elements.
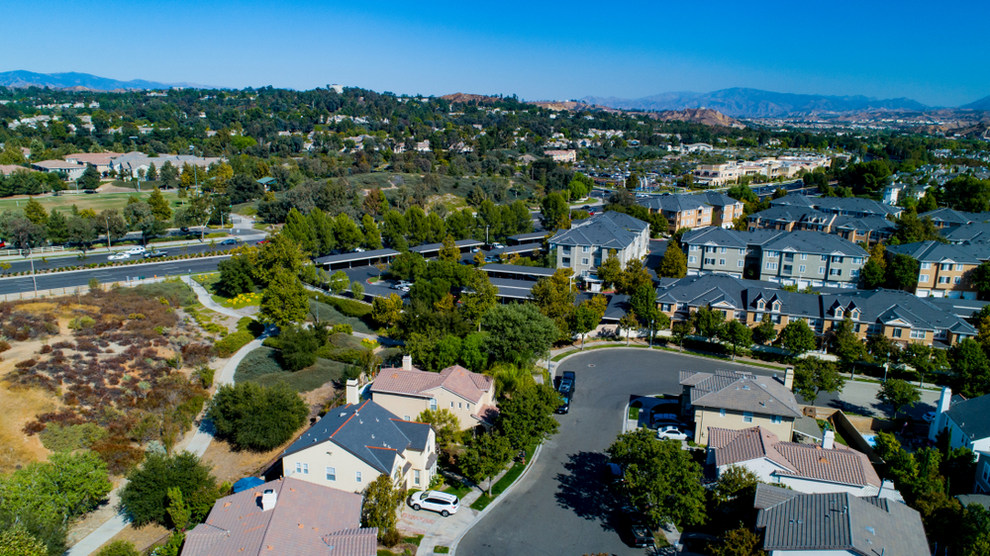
<box><xmin>754</xmin><ymin>484</ymin><xmax>929</xmax><ymax>556</ymax></box>
<box><xmin>681</xmin><ymin>227</ymin><xmax>748</xmax><ymax>249</ymax></box>
<box><xmin>943</xmin><ymin>222</ymin><xmax>990</xmax><ymax>244</ymax></box>
<box><xmin>409</xmin><ymin>239</ymin><xmax>483</xmax><ymax>254</ymax></box>
<box><xmin>680</xmin><ymin>370</ymin><xmax>802</xmax><ymax>418</ymax></box>
<box><xmin>509</xmin><ymin>231</ymin><xmax>550</xmax><ymax>242</ymax></box>
<box><xmin>886</xmin><ymin>241</ymin><xmax>985</xmax><ymax>264</ymax></box>
<box><xmin>945</xmin><ymin>394</ymin><xmax>990</xmax><ymax>442</ymax></box>
<box><xmin>637</xmin><ymin>192</ymin><xmax>742</xmax><ymax>212</ymax></box>
<box><xmin>314</xmin><ymin>248</ymin><xmax>398</xmax><ymax>265</ymax></box>
<box><xmin>480</xmin><ymin>264</ymin><xmax>557</xmax><ymax>279</ymax></box>
<box><xmin>922</xmin><ymin>207</ymin><xmax>990</xmax><ymax>226</ymax></box>
<box><xmin>281</xmin><ymin>400</ymin><xmax>431</xmax><ymax>474</ymax></box>
<box><xmin>772</xmin><ymin>194</ymin><xmax>899</xmax><ymax>218</ymax></box>
<box><xmin>548</xmin><ymin>211</ymin><xmax>648</xmax><ymax>250</ymax></box>
<box><xmin>681</xmin><ymin>227</ymin><xmax>866</xmax><ymax>257</ymax></box>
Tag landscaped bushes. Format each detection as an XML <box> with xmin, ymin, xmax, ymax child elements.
<box><xmin>215</xmin><ymin>331</ymin><xmax>253</xmax><ymax>358</ymax></box>
<box><xmin>207</xmin><ymin>382</ymin><xmax>309</xmax><ymax>451</ymax></box>
<box><xmin>313</xmin><ymin>292</ymin><xmax>371</xmax><ymax>318</ymax></box>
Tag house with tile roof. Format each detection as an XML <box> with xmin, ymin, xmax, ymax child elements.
<box><xmin>182</xmin><ymin>477</ymin><xmax>377</xmax><ymax>556</ymax></box>
<box><xmin>279</xmin><ymin>399</ymin><xmax>437</xmax><ymax>494</ymax></box>
<box><xmin>709</xmin><ymin>426</ymin><xmax>885</xmax><ymax>496</ymax></box>
<box><xmin>548</xmin><ymin>211</ymin><xmax>649</xmax><ymax>278</ymax></box>
<box><xmin>929</xmin><ymin>387</ymin><xmax>990</xmax><ymax>493</ymax></box>
<box><xmin>680</xmin><ymin>227</ymin><xmax>867</xmax><ymax>288</ymax></box>
<box><xmin>655</xmin><ymin>274</ymin><xmax>976</xmax><ymax>347</ymax></box>
<box><xmin>886</xmin><ymin>240</ymin><xmax>988</xmax><ymax>300</ymax></box>
<box><xmin>637</xmin><ymin>192</ymin><xmax>743</xmax><ymax>232</ymax></box>
<box><xmin>680</xmin><ymin>370</ymin><xmax>801</xmax><ymax>446</ymax></box>
<box><xmin>753</xmin><ymin>484</ymin><xmax>929</xmax><ymax>555</ymax></box>
<box><xmin>370</xmin><ymin>356</ymin><xmax>497</xmax><ymax>431</ymax></box>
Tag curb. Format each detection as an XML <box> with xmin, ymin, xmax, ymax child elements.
<box><xmin>446</xmin><ymin>443</ymin><xmax>544</xmax><ymax>555</ymax></box>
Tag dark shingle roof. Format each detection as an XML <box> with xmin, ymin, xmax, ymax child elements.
<box><xmin>886</xmin><ymin>241</ymin><xmax>984</xmax><ymax>264</ymax></box>
<box><xmin>549</xmin><ymin>211</ymin><xmax>648</xmax><ymax>250</ymax></box>
<box><xmin>681</xmin><ymin>227</ymin><xmax>865</xmax><ymax>256</ymax></box>
<box><xmin>281</xmin><ymin>400</ymin><xmax>430</xmax><ymax>474</ymax></box>
<box><xmin>755</xmin><ymin>484</ymin><xmax>929</xmax><ymax>556</ymax></box>
<box><xmin>945</xmin><ymin>394</ymin><xmax>990</xmax><ymax>442</ymax></box>
<box><xmin>681</xmin><ymin>370</ymin><xmax>802</xmax><ymax>418</ymax></box>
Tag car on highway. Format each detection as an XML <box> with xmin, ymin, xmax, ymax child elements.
<box><xmin>409</xmin><ymin>491</ymin><xmax>459</xmax><ymax>516</ymax></box>
<box><xmin>656</xmin><ymin>426</ymin><xmax>692</xmax><ymax>441</ymax></box>
<box><xmin>108</xmin><ymin>252</ymin><xmax>131</xmax><ymax>261</ymax></box>
<box><xmin>143</xmin><ymin>250</ymin><xmax>167</xmax><ymax>259</ymax></box>
<box><xmin>220</xmin><ymin>238</ymin><xmax>238</xmax><ymax>246</ymax></box>
<box><xmin>124</xmin><ymin>246</ymin><xmax>146</xmax><ymax>256</ymax></box>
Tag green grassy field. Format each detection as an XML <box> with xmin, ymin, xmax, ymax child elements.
<box><xmin>234</xmin><ymin>346</ymin><xmax>359</xmax><ymax>392</ymax></box>
<box><xmin>0</xmin><ymin>190</ymin><xmax>182</xmax><ymax>214</ymax></box>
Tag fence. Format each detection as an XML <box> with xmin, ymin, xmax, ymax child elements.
<box><xmin>0</xmin><ymin>276</ymin><xmax>167</xmax><ymax>303</ymax></box>
<box><xmin>0</xmin><ymin>245</ymin><xmax>66</xmax><ymax>258</ymax></box>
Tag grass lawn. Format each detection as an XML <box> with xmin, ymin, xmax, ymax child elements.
<box><xmin>234</xmin><ymin>347</ymin><xmax>358</xmax><ymax>392</ymax></box>
<box><xmin>193</xmin><ymin>273</ymin><xmax>261</xmax><ymax>309</ymax></box>
<box><xmin>307</xmin><ymin>299</ymin><xmax>375</xmax><ymax>334</ymax></box>
<box><xmin>0</xmin><ymin>190</ymin><xmax>181</xmax><ymax>214</ymax></box>
<box><xmin>442</xmin><ymin>482</ymin><xmax>472</xmax><ymax>498</ymax></box>
<box><xmin>628</xmin><ymin>406</ymin><xmax>640</xmax><ymax>420</ymax></box>
<box><xmin>470</xmin><ymin>445</ymin><xmax>534</xmax><ymax>511</ymax></box>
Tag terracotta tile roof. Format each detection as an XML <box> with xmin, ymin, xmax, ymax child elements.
<box><xmin>371</xmin><ymin>364</ymin><xmax>493</xmax><ymax>404</ymax></box>
<box><xmin>712</xmin><ymin>426</ymin><xmax>881</xmax><ymax>489</ymax></box>
<box><xmin>182</xmin><ymin>477</ymin><xmax>376</xmax><ymax>556</ymax></box>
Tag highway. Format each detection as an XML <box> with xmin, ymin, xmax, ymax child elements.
<box><xmin>0</xmin><ymin>256</ymin><xmax>229</xmax><ymax>295</ymax></box>
<box><xmin>0</xmin><ymin>241</ymin><xmax>241</xmax><ymax>275</ymax></box>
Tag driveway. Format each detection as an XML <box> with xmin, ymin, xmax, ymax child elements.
<box><xmin>456</xmin><ymin>348</ymin><xmax>776</xmax><ymax>555</ymax></box>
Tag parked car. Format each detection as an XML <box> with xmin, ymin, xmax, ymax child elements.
<box><xmin>108</xmin><ymin>252</ymin><xmax>130</xmax><ymax>261</ymax></box>
<box><xmin>143</xmin><ymin>250</ymin><xmax>167</xmax><ymax>259</ymax></box>
<box><xmin>656</xmin><ymin>426</ymin><xmax>692</xmax><ymax>441</ymax></box>
<box><xmin>124</xmin><ymin>246</ymin><xmax>146</xmax><ymax>255</ymax></box>
<box><xmin>220</xmin><ymin>238</ymin><xmax>238</xmax><ymax>245</ymax></box>
<box><xmin>490</xmin><ymin>242</ymin><xmax>505</xmax><ymax>250</ymax></box>
<box><xmin>625</xmin><ymin>513</ymin><xmax>655</xmax><ymax>548</ymax></box>
<box><xmin>353</xmin><ymin>247</ymin><xmax>365</xmax><ymax>253</ymax></box>
<box><xmin>556</xmin><ymin>392</ymin><xmax>571</xmax><ymax>414</ymax></box>
<box><xmin>409</xmin><ymin>491</ymin><xmax>459</xmax><ymax>517</ymax></box>
<box><xmin>922</xmin><ymin>410</ymin><xmax>936</xmax><ymax>423</ymax></box>
<box><xmin>471</xmin><ymin>247</ymin><xmax>482</xmax><ymax>253</ymax></box>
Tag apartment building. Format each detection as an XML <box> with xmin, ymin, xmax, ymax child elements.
<box><xmin>748</xmin><ymin>205</ymin><xmax>895</xmax><ymax>244</ymax></box>
<box><xmin>681</xmin><ymin>227</ymin><xmax>867</xmax><ymax>289</ymax></box>
<box><xmin>771</xmin><ymin>194</ymin><xmax>900</xmax><ymax>220</ymax></box>
<box><xmin>548</xmin><ymin>211</ymin><xmax>649</xmax><ymax>277</ymax></box>
<box><xmin>693</xmin><ymin>156</ymin><xmax>830</xmax><ymax>186</ymax></box>
<box><xmin>886</xmin><ymin>241</ymin><xmax>986</xmax><ymax>299</ymax></box>
<box><xmin>654</xmin><ymin>274</ymin><xmax>976</xmax><ymax>347</ymax></box>
<box><xmin>638</xmin><ymin>192</ymin><xmax>743</xmax><ymax>232</ymax></box>
<box><xmin>922</xmin><ymin>207</ymin><xmax>990</xmax><ymax>229</ymax></box>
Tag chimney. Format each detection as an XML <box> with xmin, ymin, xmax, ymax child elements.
<box><xmin>822</xmin><ymin>430</ymin><xmax>835</xmax><ymax>450</ymax></box>
<box><xmin>928</xmin><ymin>386</ymin><xmax>952</xmax><ymax>441</ymax></box>
<box><xmin>261</xmin><ymin>488</ymin><xmax>277</xmax><ymax>511</ymax></box>
<box><xmin>783</xmin><ymin>367</ymin><xmax>794</xmax><ymax>391</ymax></box>
<box><xmin>402</xmin><ymin>355</ymin><xmax>413</xmax><ymax>370</ymax></box>
<box><xmin>346</xmin><ymin>378</ymin><xmax>359</xmax><ymax>406</ymax></box>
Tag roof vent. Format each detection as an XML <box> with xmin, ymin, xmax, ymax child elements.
<box><xmin>866</xmin><ymin>526</ymin><xmax>876</xmax><ymax>535</ymax></box>
<box><xmin>261</xmin><ymin>489</ymin><xmax>277</xmax><ymax>511</ymax></box>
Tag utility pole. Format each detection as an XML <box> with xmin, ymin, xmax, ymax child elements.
<box><xmin>106</xmin><ymin>216</ymin><xmax>112</xmax><ymax>252</ymax></box>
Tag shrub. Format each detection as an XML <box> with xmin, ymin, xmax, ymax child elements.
<box><xmin>278</xmin><ymin>326</ymin><xmax>319</xmax><ymax>371</ymax></box>
<box><xmin>39</xmin><ymin>423</ymin><xmax>108</xmax><ymax>452</ymax></box>
<box><xmin>314</xmin><ymin>293</ymin><xmax>371</xmax><ymax>317</ymax></box>
<box><xmin>181</xmin><ymin>343</ymin><xmax>214</xmax><ymax>366</ymax></box>
<box><xmin>215</xmin><ymin>330</ymin><xmax>253</xmax><ymax>358</ymax></box>
<box><xmin>0</xmin><ymin>339</ymin><xmax>10</xmax><ymax>353</ymax></box>
<box><xmin>195</xmin><ymin>366</ymin><xmax>216</xmax><ymax>389</ymax></box>
<box><xmin>207</xmin><ymin>382</ymin><xmax>309</xmax><ymax>451</ymax></box>
<box><xmin>96</xmin><ymin>540</ymin><xmax>140</xmax><ymax>556</ymax></box>
<box><xmin>119</xmin><ymin>452</ymin><xmax>220</xmax><ymax>528</ymax></box>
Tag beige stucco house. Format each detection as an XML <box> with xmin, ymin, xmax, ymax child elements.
<box><xmin>370</xmin><ymin>356</ymin><xmax>497</xmax><ymax>431</ymax></box>
<box><xmin>279</xmin><ymin>399</ymin><xmax>437</xmax><ymax>494</ymax></box>
<box><xmin>680</xmin><ymin>369</ymin><xmax>801</xmax><ymax>446</ymax></box>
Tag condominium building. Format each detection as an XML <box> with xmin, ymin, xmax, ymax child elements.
<box><xmin>886</xmin><ymin>241</ymin><xmax>986</xmax><ymax>299</ymax></box>
<box><xmin>638</xmin><ymin>192</ymin><xmax>744</xmax><ymax>232</ymax></box>
<box><xmin>548</xmin><ymin>211</ymin><xmax>650</xmax><ymax>277</ymax></box>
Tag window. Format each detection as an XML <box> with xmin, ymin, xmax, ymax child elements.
<box><xmin>720</xmin><ymin>247</ymin><xmax>727</xmax><ymax>254</ymax></box>
<box><xmin>429</xmin><ymin>398</ymin><xmax>437</xmax><ymax>411</ymax></box>
<box><xmin>853</xmin><ymin>257</ymin><xmax>863</xmax><ymax>264</ymax></box>
<box><xmin>800</xmin><ymin>254</ymin><xmax>807</xmax><ymax>260</ymax></box>
<box><xmin>404</xmin><ymin>415</ymin><xmax>410</xmax><ymax>421</ymax></box>
<box><xmin>295</xmin><ymin>462</ymin><xmax>309</xmax><ymax>475</ymax></box>
<box><xmin>743</xmin><ymin>412</ymin><xmax>753</xmax><ymax>423</ymax></box>
<box><xmin>688</xmin><ymin>256</ymin><xmax>697</xmax><ymax>263</ymax></box>
<box><xmin>771</xmin><ymin>415</ymin><xmax>782</xmax><ymax>424</ymax></box>
<box><xmin>892</xmin><ymin>328</ymin><xmax>903</xmax><ymax>338</ymax></box>
<box><xmin>798</xmin><ymin>265</ymin><xmax>806</xmax><ymax>273</ymax></box>
<box><xmin>921</xmin><ymin>262</ymin><xmax>931</xmax><ymax>269</ymax></box>
<box><xmin>326</xmin><ymin>467</ymin><xmax>336</xmax><ymax>481</ymax></box>
<box><xmin>940</xmin><ymin>263</ymin><xmax>952</xmax><ymax>271</ymax></box>
<box><xmin>739</xmin><ymin>248</ymin><xmax>746</xmax><ymax>255</ymax></box>
<box><xmin>738</xmin><ymin>260</ymin><xmax>744</xmax><ymax>267</ymax></box>
<box><xmin>831</xmin><ymin>256</ymin><xmax>843</xmax><ymax>263</ymax></box>
<box><xmin>705</xmin><ymin>258</ymin><xmax>716</xmax><ymax>265</ymax></box>
<box><xmin>910</xmin><ymin>329</ymin><xmax>926</xmax><ymax>339</ymax></box>
<box><xmin>954</xmin><ymin>277</ymin><xmax>961</xmax><ymax>284</ymax></box>
<box><xmin>356</xmin><ymin>471</ymin><xmax>362</xmax><ymax>482</ymax></box>
<box><xmin>717</xmin><ymin>258</ymin><xmax>724</xmax><ymax>265</ymax></box>
<box><xmin>767</xmin><ymin>251</ymin><xmax>778</xmax><ymax>258</ymax></box>
<box><xmin>581</xmin><ymin>258</ymin><xmax>589</xmax><ymax>265</ymax></box>
<box><xmin>450</xmin><ymin>401</ymin><xmax>454</xmax><ymax>407</ymax></box>
<box><xmin>690</xmin><ymin>245</ymin><xmax>699</xmax><ymax>251</ymax></box>
<box><xmin>719</xmin><ymin>408</ymin><xmax>726</xmax><ymax>417</ymax></box>
<box><xmin>765</xmin><ymin>262</ymin><xmax>778</xmax><ymax>270</ymax></box>
<box><xmin>562</xmin><ymin>246</ymin><xmax>571</xmax><ymax>254</ymax></box>
<box><xmin>821</xmin><ymin>255</ymin><xmax>828</xmax><ymax>261</ymax></box>
<box><xmin>561</xmin><ymin>257</ymin><xmax>570</xmax><ymax>267</ymax></box>
<box><xmin>818</xmin><ymin>266</ymin><xmax>825</xmax><ymax>274</ymax></box>
<box><xmin>919</xmin><ymin>274</ymin><xmax>929</xmax><ymax>282</ymax></box>
<box><xmin>956</xmin><ymin>264</ymin><xmax>964</xmax><ymax>271</ymax></box>
<box><xmin>458</xmin><ymin>402</ymin><xmax>463</xmax><ymax>409</ymax></box>
<box><xmin>414</xmin><ymin>469</ymin><xmax>421</xmax><ymax>485</ymax></box>
<box><xmin>582</xmin><ymin>245</ymin><xmax>590</xmax><ymax>253</ymax></box>
<box><xmin>661</xmin><ymin>303</ymin><xmax>672</xmax><ymax>312</ymax></box>
<box><xmin>938</xmin><ymin>276</ymin><xmax>950</xmax><ymax>284</ymax></box>
<box><xmin>467</xmin><ymin>403</ymin><xmax>471</xmax><ymax>410</ymax></box>
<box><xmin>829</xmin><ymin>268</ymin><xmax>842</xmax><ymax>276</ymax></box>
<box><xmin>757</xmin><ymin>300</ymin><xmax>765</xmax><ymax>310</ymax></box>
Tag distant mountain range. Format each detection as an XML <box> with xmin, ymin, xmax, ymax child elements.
<box><xmin>580</xmin><ymin>88</ymin><xmax>946</xmax><ymax>118</ymax></box>
<box><xmin>962</xmin><ymin>95</ymin><xmax>990</xmax><ymax>111</ymax></box>
<box><xmin>0</xmin><ymin>70</ymin><xmax>196</xmax><ymax>91</ymax></box>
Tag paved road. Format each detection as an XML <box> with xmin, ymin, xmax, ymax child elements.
<box><xmin>0</xmin><ymin>256</ymin><xmax>229</xmax><ymax>295</ymax></box>
<box><xmin>458</xmin><ymin>348</ymin><xmax>775</xmax><ymax>556</ymax></box>
<box><xmin>0</xmin><ymin>242</ymin><xmax>240</xmax><ymax>274</ymax></box>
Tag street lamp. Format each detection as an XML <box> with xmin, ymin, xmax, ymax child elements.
<box><xmin>649</xmin><ymin>318</ymin><xmax>655</xmax><ymax>348</ymax></box>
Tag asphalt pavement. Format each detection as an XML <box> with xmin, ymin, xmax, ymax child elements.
<box><xmin>0</xmin><ymin>256</ymin><xmax>229</xmax><ymax>295</ymax></box>
<box><xmin>457</xmin><ymin>348</ymin><xmax>775</xmax><ymax>556</ymax></box>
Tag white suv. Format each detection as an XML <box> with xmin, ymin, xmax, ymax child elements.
<box><xmin>124</xmin><ymin>246</ymin><xmax>146</xmax><ymax>255</ymax></box>
<box><xmin>409</xmin><ymin>490</ymin><xmax>459</xmax><ymax>516</ymax></box>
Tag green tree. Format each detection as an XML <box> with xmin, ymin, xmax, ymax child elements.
<box><xmin>607</xmin><ymin>428</ymin><xmax>707</xmax><ymax>528</ymax></box>
<box><xmin>617</xmin><ymin>258</ymin><xmax>654</xmax><ymax>294</ymax></box>
<box><xmin>481</xmin><ymin>303</ymin><xmax>559</xmax><ymax>365</ymax></box>
<box><xmin>207</xmin><ymin>382</ymin><xmax>309</xmax><ymax>451</ymax></box>
<box><xmin>0</xmin><ymin>525</ymin><xmax>47</xmax><ymax>556</ymax></box>
<box><xmin>45</xmin><ymin>209</ymin><xmax>69</xmax><ymax>244</ymax></box>
<box><xmin>860</xmin><ymin>243</ymin><xmax>887</xmax><ymax>289</ymax></box>
<box><xmin>792</xmin><ymin>358</ymin><xmax>845</xmax><ymax>404</ymax></box>
<box><xmin>328</xmin><ymin>270</ymin><xmax>350</xmax><ymax>295</ymax></box>
<box><xmin>146</xmin><ymin>163</ymin><xmax>158</xmax><ymax>182</ymax></box>
<box><xmin>948</xmin><ymin>338</ymin><xmax>990</xmax><ymax>398</ymax></box>
<box><xmin>334</xmin><ymin>213</ymin><xmax>364</xmax><ymax>251</ymax></box>
<box><xmin>67</xmin><ymin>214</ymin><xmax>98</xmax><ymax>253</ymax></box>
<box><xmin>709</xmin><ymin>526</ymin><xmax>766</xmax><ymax>556</ymax></box>
<box><xmin>692</xmin><ymin>306</ymin><xmax>725</xmax><ymax>338</ymax></box>
<box><xmin>351</xmin><ymin>280</ymin><xmax>365</xmax><ymax>300</ymax></box>
<box><xmin>278</xmin><ymin>325</ymin><xmax>319</xmax><ymax>371</ymax></box>
<box><xmin>497</xmin><ymin>383</ymin><xmax>561</xmax><ymax>451</ymax></box>
<box><xmin>460</xmin><ymin>432</ymin><xmax>513</xmax><ymax>495</ymax></box>
<box><xmin>831</xmin><ymin>317</ymin><xmax>867</xmax><ymax>373</ymax></box>
<box><xmin>260</xmin><ymin>269</ymin><xmax>309</xmax><ymax>328</ymax></box>
<box><xmin>371</xmin><ymin>293</ymin><xmax>403</xmax><ymax>329</ymax></box>
<box><xmin>540</xmin><ymin>192</ymin><xmax>570</xmax><ymax>230</ymax></box>
<box><xmin>361</xmin><ymin>214</ymin><xmax>382</xmax><ymax>250</ymax></box>
<box><xmin>460</xmin><ymin>270</ymin><xmax>497</xmax><ymax>328</ymax></box>
<box><xmin>753</xmin><ymin>314</ymin><xmax>777</xmax><ymax>345</ymax></box>
<box><xmin>166</xmin><ymin>487</ymin><xmax>192</xmax><ymax>532</ymax></box>
<box><xmin>573</xmin><ymin>295</ymin><xmax>607</xmax><ymax>348</ymax></box>
<box><xmin>159</xmin><ymin>161</ymin><xmax>178</xmax><ymax>188</ymax></box>
<box><xmin>23</xmin><ymin>198</ymin><xmax>47</xmax><ymax>226</ymax></box>
<box><xmin>216</xmin><ymin>254</ymin><xmax>255</xmax><ymax>297</ymax></box>
<box><xmin>119</xmin><ymin>452</ymin><xmax>220</xmax><ymax>528</ymax></box>
<box><xmin>886</xmin><ymin>253</ymin><xmax>920</xmax><ymax>291</ymax></box>
<box><xmin>361</xmin><ymin>475</ymin><xmax>405</xmax><ymax>544</ymax></box>
<box><xmin>971</xmin><ymin>261</ymin><xmax>990</xmax><ymax>300</ymax></box>
<box><xmin>438</xmin><ymin>234</ymin><xmax>459</xmax><ymax>262</ymax></box>
<box><xmin>417</xmin><ymin>408</ymin><xmax>460</xmax><ymax>457</ymax></box>
<box><xmin>779</xmin><ymin>319</ymin><xmax>816</xmax><ymax>355</ymax></box>
<box><xmin>713</xmin><ymin>466</ymin><xmax>761</xmax><ymax>505</ymax></box>
<box><xmin>77</xmin><ymin>165</ymin><xmax>101</xmax><ymax>190</ymax></box>
<box><xmin>253</xmin><ymin>233</ymin><xmax>305</xmax><ymax>286</ymax></box>
<box><xmin>597</xmin><ymin>250</ymin><xmax>622</xmax><ymax>289</ymax></box>
<box><xmin>720</xmin><ymin>320</ymin><xmax>753</xmax><ymax>358</ymax></box>
<box><xmin>657</xmin><ymin>244</ymin><xmax>687</xmax><ymax>278</ymax></box>
<box><xmin>618</xmin><ymin>311</ymin><xmax>638</xmax><ymax>346</ymax></box>
<box><xmin>876</xmin><ymin>378</ymin><xmax>921</xmax><ymax>419</ymax></box>
<box><xmin>531</xmin><ymin>268</ymin><xmax>576</xmax><ymax>339</ymax></box>
<box><xmin>147</xmin><ymin>188</ymin><xmax>172</xmax><ymax>222</ymax></box>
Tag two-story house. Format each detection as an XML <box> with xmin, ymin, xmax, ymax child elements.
<box><xmin>548</xmin><ymin>211</ymin><xmax>649</xmax><ymax>278</ymax></box>
<box><xmin>886</xmin><ymin>241</ymin><xmax>985</xmax><ymax>299</ymax></box>
<box><xmin>929</xmin><ymin>387</ymin><xmax>990</xmax><ymax>493</ymax></box>
<box><xmin>680</xmin><ymin>369</ymin><xmax>802</xmax><ymax>446</ymax></box>
<box><xmin>709</xmin><ymin>426</ymin><xmax>886</xmax><ymax>496</ymax></box>
<box><xmin>279</xmin><ymin>399</ymin><xmax>437</xmax><ymax>494</ymax></box>
<box><xmin>370</xmin><ymin>356</ymin><xmax>497</xmax><ymax>431</ymax></box>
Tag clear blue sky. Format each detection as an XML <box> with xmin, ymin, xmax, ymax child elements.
<box><xmin>5</xmin><ymin>0</ymin><xmax>988</xmax><ymax>106</ymax></box>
